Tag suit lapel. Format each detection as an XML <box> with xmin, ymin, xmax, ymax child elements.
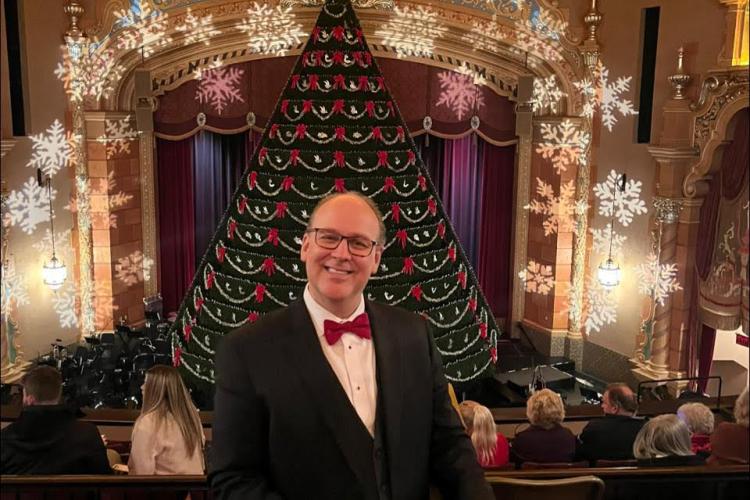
<box><xmin>367</xmin><ymin>301</ymin><xmax>404</xmax><ymax>481</ymax></box>
<box><xmin>280</xmin><ymin>300</ymin><xmax>373</xmax><ymax>484</ymax></box>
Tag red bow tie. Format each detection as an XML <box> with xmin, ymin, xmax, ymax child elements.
<box><xmin>323</xmin><ymin>313</ymin><xmax>371</xmax><ymax>346</ymax></box>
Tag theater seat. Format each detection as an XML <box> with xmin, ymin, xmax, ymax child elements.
<box><xmin>594</xmin><ymin>459</ymin><xmax>638</xmax><ymax>467</ymax></box>
<box><xmin>489</xmin><ymin>475</ymin><xmax>605</xmax><ymax>500</ymax></box>
<box><xmin>520</xmin><ymin>461</ymin><xmax>589</xmax><ymax>469</ymax></box>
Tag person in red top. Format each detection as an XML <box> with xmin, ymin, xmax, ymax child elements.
<box><xmin>459</xmin><ymin>401</ymin><xmax>510</xmax><ymax>468</ymax></box>
<box><xmin>677</xmin><ymin>402</ymin><xmax>714</xmax><ymax>457</ymax></box>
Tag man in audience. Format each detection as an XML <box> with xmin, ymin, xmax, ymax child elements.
<box><xmin>0</xmin><ymin>365</ymin><xmax>111</xmax><ymax>474</ymax></box>
<box><xmin>210</xmin><ymin>192</ymin><xmax>493</xmax><ymax>500</ymax></box>
<box><xmin>576</xmin><ymin>382</ymin><xmax>645</xmax><ymax>463</ymax></box>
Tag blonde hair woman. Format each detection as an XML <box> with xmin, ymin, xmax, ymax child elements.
<box><xmin>633</xmin><ymin>414</ymin><xmax>704</xmax><ymax>466</ymax></box>
<box><xmin>510</xmin><ymin>389</ymin><xmax>575</xmax><ymax>464</ymax></box>
<box><xmin>459</xmin><ymin>401</ymin><xmax>509</xmax><ymax>468</ymax></box>
<box><xmin>708</xmin><ymin>386</ymin><xmax>749</xmax><ymax>465</ymax></box>
<box><xmin>677</xmin><ymin>402</ymin><xmax>714</xmax><ymax>455</ymax></box>
<box><xmin>128</xmin><ymin>365</ymin><xmax>205</xmax><ymax>474</ymax></box>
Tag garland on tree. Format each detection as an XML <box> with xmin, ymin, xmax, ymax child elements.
<box><xmin>169</xmin><ymin>0</ymin><xmax>500</xmax><ymax>394</ymax></box>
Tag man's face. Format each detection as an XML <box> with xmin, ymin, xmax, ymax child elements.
<box><xmin>300</xmin><ymin>196</ymin><xmax>383</xmax><ymax>317</ymax></box>
<box><xmin>601</xmin><ymin>391</ymin><xmax>617</xmax><ymax>415</ymax></box>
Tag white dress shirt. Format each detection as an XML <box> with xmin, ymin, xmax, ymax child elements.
<box><xmin>303</xmin><ymin>285</ymin><xmax>377</xmax><ymax>436</ymax></box>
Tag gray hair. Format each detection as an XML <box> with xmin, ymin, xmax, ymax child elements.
<box><xmin>633</xmin><ymin>414</ymin><xmax>694</xmax><ymax>459</ymax></box>
<box><xmin>306</xmin><ymin>192</ymin><xmax>386</xmax><ymax>245</ymax></box>
<box><xmin>677</xmin><ymin>402</ymin><xmax>715</xmax><ymax>435</ymax></box>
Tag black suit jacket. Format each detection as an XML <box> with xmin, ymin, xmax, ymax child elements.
<box><xmin>209</xmin><ymin>299</ymin><xmax>492</xmax><ymax>500</ymax></box>
<box><xmin>0</xmin><ymin>405</ymin><xmax>112</xmax><ymax>475</ymax></box>
<box><xmin>576</xmin><ymin>414</ymin><xmax>646</xmax><ymax>462</ymax></box>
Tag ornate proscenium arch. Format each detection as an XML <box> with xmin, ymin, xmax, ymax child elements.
<box><xmin>63</xmin><ymin>0</ymin><xmax>587</xmax><ymax>338</ymax></box>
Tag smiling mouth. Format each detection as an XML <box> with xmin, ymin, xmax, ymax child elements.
<box><xmin>325</xmin><ymin>266</ymin><xmax>352</xmax><ymax>275</ymax></box>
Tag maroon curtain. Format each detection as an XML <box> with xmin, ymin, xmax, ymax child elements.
<box><xmin>689</xmin><ymin>110</ymin><xmax>749</xmax><ymax>392</ymax></box>
<box><xmin>478</xmin><ymin>144</ymin><xmax>516</xmax><ymax>320</ymax></box>
<box><xmin>157</xmin><ymin>137</ymin><xmax>196</xmax><ymax>315</ymax></box>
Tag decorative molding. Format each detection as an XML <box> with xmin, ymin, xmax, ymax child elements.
<box><xmin>667</xmin><ymin>47</ymin><xmax>692</xmax><ymax>100</ymax></box>
<box><xmin>684</xmin><ymin>68</ymin><xmax>749</xmax><ymax>197</ymax></box>
<box><xmin>139</xmin><ymin>133</ymin><xmax>158</xmax><ymax>298</ymax></box>
<box><xmin>280</xmin><ymin>0</ymin><xmax>394</xmax><ymax>8</ymax></box>
<box><xmin>653</xmin><ymin>197</ymin><xmax>684</xmax><ymax>224</ymax></box>
<box><xmin>92</xmin><ymin>0</ymin><xmax>583</xmax><ymax>114</ymax></box>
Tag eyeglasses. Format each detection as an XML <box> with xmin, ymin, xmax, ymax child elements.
<box><xmin>306</xmin><ymin>228</ymin><xmax>378</xmax><ymax>257</ymax></box>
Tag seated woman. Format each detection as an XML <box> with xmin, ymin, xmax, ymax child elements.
<box><xmin>510</xmin><ymin>389</ymin><xmax>576</xmax><ymax>464</ymax></box>
<box><xmin>128</xmin><ymin>365</ymin><xmax>205</xmax><ymax>475</ymax></box>
<box><xmin>459</xmin><ymin>401</ymin><xmax>509</xmax><ymax>468</ymax></box>
<box><xmin>708</xmin><ymin>386</ymin><xmax>749</xmax><ymax>465</ymax></box>
<box><xmin>676</xmin><ymin>402</ymin><xmax>714</xmax><ymax>457</ymax></box>
<box><xmin>633</xmin><ymin>414</ymin><xmax>705</xmax><ymax>466</ymax></box>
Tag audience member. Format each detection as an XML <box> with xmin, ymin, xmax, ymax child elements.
<box><xmin>677</xmin><ymin>402</ymin><xmax>714</xmax><ymax>457</ymax></box>
<box><xmin>128</xmin><ymin>365</ymin><xmax>205</xmax><ymax>475</ymax></box>
<box><xmin>576</xmin><ymin>382</ymin><xmax>645</xmax><ymax>463</ymax></box>
<box><xmin>0</xmin><ymin>365</ymin><xmax>111</xmax><ymax>474</ymax></box>
<box><xmin>459</xmin><ymin>401</ymin><xmax>509</xmax><ymax>468</ymax></box>
<box><xmin>633</xmin><ymin>414</ymin><xmax>705</xmax><ymax>467</ymax></box>
<box><xmin>510</xmin><ymin>388</ymin><xmax>576</xmax><ymax>464</ymax></box>
<box><xmin>708</xmin><ymin>386</ymin><xmax>749</xmax><ymax>465</ymax></box>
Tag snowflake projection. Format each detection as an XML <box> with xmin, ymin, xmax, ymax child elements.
<box><xmin>435</xmin><ymin>69</ymin><xmax>486</xmax><ymax>120</ymax></box>
<box><xmin>196</xmin><ymin>67</ymin><xmax>245</xmax><ymax>115</ymax></box>
<box><xmin>1</xmin><ymin>260</ymin><xmax>30</xmax><ymax>316</ymax></box>
<box><xmin>175</xmin><ymin>8</ymin><xmax>221</xmax><ymax>46</ymax></box>
<box><xmin>238</xmin><ymin>3</ymin><xmax>305</xmax><ymax>56</ymax></box>
<box><xmin>26</xmin><ymin>119</ymin><xmax>76</xmax><ymax>177</ymax></box>
<box><xmin>531</xmin><ymin>75</ymin><xmax>565</xmax><ymax>114</ymax></box>
<box><xmin>574</xmin><ymin>61</ymin><xmax>637</xmax><ymax>132</ymax></box>
<box><xmin>590</xmin><ymin>223</ymin><xmax>627</xmax><ymax>259</ymax></box>
<box><xmin>54</xmin><ymin>46</ymin><xmax>125</xmax><ymax>103</ymax></box>
<box><xmin>115</xmin><ymin>251</ymin><xmax>154</xmax><ymax>286</ymax></box>
<box><xmin>519</xmin><ymin>259</ymin><xmax>554</xmax><ymax>295</ymax></box>
<box><xmin>113</xmin><ymin>0</ymin><xmax>171</xmax><ymax>58</ymax></box>
<box><xmin>526</xmin><ymin>178</ymin><xmax>576</xmax><ymax>236</ymax></box>
<box><xmin>32</xmin><ymin>228</ymin><xmax>73</xmax><ymax>260</ymax></box>
<box><xmin>635</xmin><ymin>253</ymin><xmax>683</xmax><ymax>307</ymax></box>
<box><xmin>5</xmin><ymin>177</ymin><xmax>57</xmax><ymax>235</ymax></box>
<box><xmin>456</xmin><ymin>62</ymin><xmax>487</xmax><ymax>86</ymax></box>
<box><xmin>97</xmin><ymin>118</ymin><xmax>139</xmax><ymax>159</ymax></box>
<box><xmin>593</xmin><ymin>169</ymin><xmax>648</xmax><ymax>227</ymax></box>
<box><xmin>52</xmin><ymin>282</ymin><xmax>78</xmax><ymax>329</ymax></box>
<box><xmin>535</xmin><ymin>119</ymin><xmax>590</xmax><ymax>174</ymax></box>
<box><xmin>375</xmin><ymin>4</ymin><xmax>448</xmax><ymax>59</ymax></box>
<box><xmin>583</xmin><ymin>278</ymin><xmax>618</xmax><ymax>334</ymax></box>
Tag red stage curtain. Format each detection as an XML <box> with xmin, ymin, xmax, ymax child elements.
<box><xmin>157</xmin><ymin>137</ymin><xmax>196</xmax><ymax>315</ymax></box>
<box><xmin>478</xmin><ymin>143</ymin><xmax>516</xmax><ymax>321</ymax></box>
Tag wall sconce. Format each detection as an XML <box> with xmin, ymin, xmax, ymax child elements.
<box><xmin>38</xmin><ymin>170</ymin><xmax>67</xmax><ymax>290</ymax></box>
<box><xmin>597</xmin><ymin>173</ymin><xmax>626</xmax><ymax>288</ymax></box>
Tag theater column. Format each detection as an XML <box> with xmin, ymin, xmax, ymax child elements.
<box><xmin>632</xmin><ymin>51</ymin><xmax>698</xmax><ymax>389</ymax></box>
<box><xmin>86</xmin><ymin>112</ymin><xmax>144</xmax><ymax>330</ymax></box>
<box><xmin>510</xmin><ymin>78</ymin><xmax>533</xmax><ymax>330</ymax></box>
<box><xmin>520</xmin><ymin>117</ymin><xmax>584</xmax><ymax>358</ymax></box>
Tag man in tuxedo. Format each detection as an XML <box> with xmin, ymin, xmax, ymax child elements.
<box><xmin>210</xmin><ymin>192</ymin><xmax>493</xmax><ymax>500</ymax></box>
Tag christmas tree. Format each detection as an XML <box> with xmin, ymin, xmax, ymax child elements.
<box><xmin>170</xmin><ymin>0</ymin><xmax>500</xmax><ymax>397</ymax></box>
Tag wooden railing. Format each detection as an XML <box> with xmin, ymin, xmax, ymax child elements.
<box><xmin>1</xmin><ymin>465</ymin><xmax>747</xmax><ymax>500</ymax></box>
